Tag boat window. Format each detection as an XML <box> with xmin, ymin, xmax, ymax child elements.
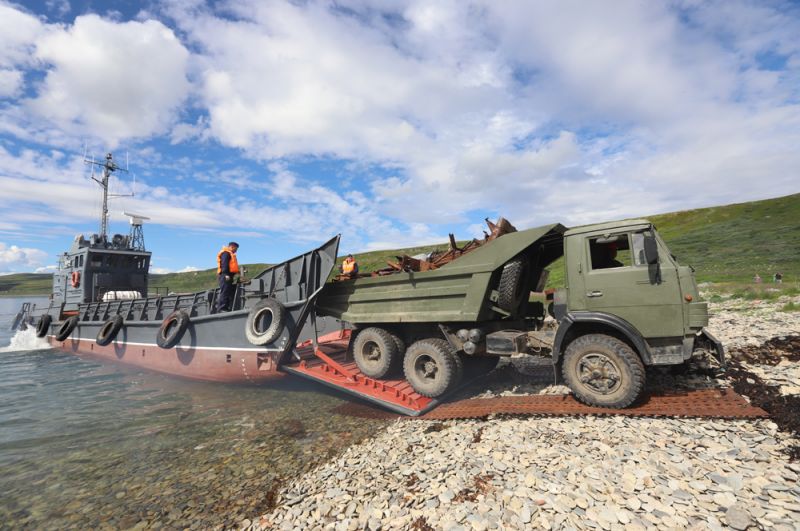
<box><xmin>90</xmin><ymin>254</ymin><xmax>102</xmax><ymax>268</ymax></box>
<box><xmin>79</xmin><ymin>255</ymin><xmax>84</xmax><ymax>267</ymax></box>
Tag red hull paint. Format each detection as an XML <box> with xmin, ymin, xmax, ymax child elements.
<box><xmin>48</xmin><ymin>336</ymin><xmax>285</xmax><ymax>383</ymax></box>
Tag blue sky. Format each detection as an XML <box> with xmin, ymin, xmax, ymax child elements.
<box><xmin>1</xmin><ymin>0</ymin><xmax>798</xmax><ymax>274</ymax></box>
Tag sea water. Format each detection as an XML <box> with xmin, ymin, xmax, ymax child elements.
<box><xmin>0</xmin><ymin>297</ymin><xmax>388</xmax><ymax>529</ymax></box>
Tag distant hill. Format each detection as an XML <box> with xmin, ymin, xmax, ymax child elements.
<box><xmin>2</xmin><ymin>193</ymin><xmax>798</xmax><ymax>296</ymax></box>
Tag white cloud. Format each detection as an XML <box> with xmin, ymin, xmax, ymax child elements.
<box><xmin>0</xmin><ymin>242</ymin><xmax>48</xmax><ymax>272</ymax></box>
<box><xmin>29</xmin><ymin>14</ymin><xmax>190</xmax><ymax>145</ymax></box>
<box><xmin>1</xmin><ymin>0</ymin><xmax>799</xmax><ymax>268</ymax></box>
<box><xmin>164</xmin><ymin>0</ymin><xmax>800</xmax><ymax>234</ymax></box>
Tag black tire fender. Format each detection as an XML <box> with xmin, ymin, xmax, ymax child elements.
<box><xmin>54</xmin><ymin>316</ymin><xmax>79</xmax><ymax>342</ymax></box>
<box><xmin>353</xmin><ymin>327</ymin><xmax>402</xmax><ymax>379</ymax></box>
<box><xmin>157</xmin><ymin>310</ymin><xmax>190</xmax><ymax>349</ymax></box>
<box><xmin>403</xmin><ymin>338</ymin><xmax>461</xmax><ymax>398</ymax></box>
<box><xmin>561</xmin><ymin>333</ymin><xmax>645</xmax><ymax>408</ymax></box>
<box><xmin>497</xmin><ymin>256</ymin><xmax>530</xmax><ymax>313</ymax></box>
<box><xmin>96</xmin><ymin>315</ymin><xmax>124</xmax><ymax>346</ymax></box>
<box><xmin>35</xmin><ymin>314</ymin><xmax>52</xmax><ymax>338</ymax></box>
<box><xmin>244</xmin><ymin>298</ymin><xmax>287</xmax><ymax>346</ymax></box>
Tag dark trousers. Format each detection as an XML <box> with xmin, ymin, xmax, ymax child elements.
<box><xmin>216</xmin><ymin>274</ymin><xmax>235</xmax><ymax>312</ymax></box>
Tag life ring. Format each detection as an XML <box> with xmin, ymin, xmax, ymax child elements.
<box><xmin>96</xmin><ymin>315</ymin><xmax>124</xmax><ymax>346</ymax></box>
<box><xmin>35</xmin><ymin>314</ymin><xmax>52</xmax><ymax>338</ymax></box>
<box><xmin>157</xmin><ymin>310</ymin><xmax>190</xmax><ymax>349</ymax></box>
<box><xmin>244</xmin><ymin>298</ymin><xmax>287</xmax><ymax>346</ymax></box>
<box><xmin>54</xmin><ymin>316</ymin><xmax>79</xmax><ymax>341</ymax></box>
<box><xmin>71</xmin><ymin>271</ymin><xmax>81</xmax><ymax>288</ymax></box>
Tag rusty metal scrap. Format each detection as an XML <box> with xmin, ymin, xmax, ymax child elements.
<box><xmin>375</xmin><ymin>217</ymin><xmax>518</xmax><ymax>276</ymax></box>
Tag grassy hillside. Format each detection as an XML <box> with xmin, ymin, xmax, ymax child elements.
<box><xmin>2</xmin><ymin>193</ymin><xmax>798</xmax><ymax>296</ymax></box>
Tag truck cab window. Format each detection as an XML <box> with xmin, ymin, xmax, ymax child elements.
<box><xmin>631</xmin><ymin>231</ymin><xmax>654</xmax><ymax>266</ymax></box>
<box><xmin>589</xmin><ymin>235</ymin><xmax>631</xmax><ymax>269</ymax></box>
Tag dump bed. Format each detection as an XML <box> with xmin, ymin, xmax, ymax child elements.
<box><xmin>316</xmin><ymin>223</ymin><xmax>566</xmax><ymax>324</ymax></box>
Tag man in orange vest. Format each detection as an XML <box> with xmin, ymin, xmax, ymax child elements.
<box><xmin>216</xmin><ymin>242</ymin><xmax>240</xmax><ymax>312</ymax></box>
<box><xmin>340</xmin><ymin>254</ymin><xmax>358</xmax><ymax>278</ymax></box>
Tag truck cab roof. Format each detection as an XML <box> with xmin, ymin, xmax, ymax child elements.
<box><xmin>563</xmin><ymin>219</ymin><xmax>653</xmax><ymax>237</ymax></box>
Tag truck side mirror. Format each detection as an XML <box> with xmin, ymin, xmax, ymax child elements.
<box><xmin>643</xmin><ymin>235</ymin><xmax>658</xmax><ymax>265</ymax></box>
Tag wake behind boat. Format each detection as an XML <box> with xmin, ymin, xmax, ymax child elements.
<box><xmin>11</xmin><ymin>153</ymin><xmax>340</xmax><ymax>382</ymax></box>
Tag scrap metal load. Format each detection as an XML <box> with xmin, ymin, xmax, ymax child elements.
<box><xmin>333</xmin><ymin>217</ymin><xmax>519</xmax><ymax>281</ymax></box>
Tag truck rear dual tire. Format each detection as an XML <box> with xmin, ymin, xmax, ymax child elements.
<box><xmin>404</xmin><ymin>338</ymin><xmax>462</xmax><ymax>398</ymax></box>
<box><xmin>562</xmin><ymin>334</ymin><xmax>645</xmax><ymax>408</ymax></box>
<box><xmin>353</xmin><ymin>327</ymin><xmax>404</xmax><ymax>378</ymax></box>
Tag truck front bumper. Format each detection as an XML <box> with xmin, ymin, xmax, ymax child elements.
<box><xmin>696</xmin><ymin>328</ymin><xmax>725</xmax><ymax>369</ymax></box>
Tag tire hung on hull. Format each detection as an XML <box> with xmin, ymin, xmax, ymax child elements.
<box><xmin>54</xmin><ymin>316</ymin><xmax>79</xmax><ymax>341</ymax></box>
<box><xmin>245</xmin><ymin>298</ymin><xmax>287</xmax><ymax>346</ymax></box>
<box><xmin>96</xmin><ymin>315</ymin><xmax>124</xmax><ymax>346</ymax></box>
<box><xmin>35</xmin><ymin>314</ymin><xmax>52</xmax><ymax>338</ymax></box>
<box><xmin>157</xmin><ymin>310</ymin><xmax>190</xmax><ymax>349</ymax></box>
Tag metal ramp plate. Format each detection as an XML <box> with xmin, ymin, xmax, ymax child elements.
<box><xmin>281</xmin><ymin>330</ymin><xmax>442</xmax><ymax>416</ymax></box>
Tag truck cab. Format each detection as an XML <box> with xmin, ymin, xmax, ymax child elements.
<box><xmin>547</xmin><ymin>220</ymin><xmax>723</xmax><ymax>407</ymax></box>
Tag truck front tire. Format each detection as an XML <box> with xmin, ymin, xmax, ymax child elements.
<box><xmin>562</xmin><ymin>334</ymin><xmax>645</xmax><ymax>408</ymax></box>
<box><xmin>404</xmin><ymin>338</ymin><xmax>461</xmax><ymax>398</ymax></box>
<box><xmin>353</xmin><ymin>327</ymin><xmax>402</xmax><ymax>378</ymax></box>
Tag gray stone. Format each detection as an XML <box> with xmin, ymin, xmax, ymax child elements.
<box><xmin>725</xmin><ymin>504</ymin><xmax>752</xmax><ymax>531</ymax></box>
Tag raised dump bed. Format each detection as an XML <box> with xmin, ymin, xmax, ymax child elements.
<box><xmin>316</xmin><ymin>223</ymin><xmax>566</xmax><ymax>324</ymax></box>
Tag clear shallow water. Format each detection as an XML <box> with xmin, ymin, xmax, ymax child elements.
<box><xmin>0</xmin><ymin>297</ymin><xmax>388</xmax><ymax>529</ymax></box>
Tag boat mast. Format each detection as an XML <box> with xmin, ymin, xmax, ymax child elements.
<box><xmin>85</xmin><ymin>152</ymin><xmax>130</xmax><ymax>241</ymax></box>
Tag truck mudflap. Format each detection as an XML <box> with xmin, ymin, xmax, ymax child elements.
<box><xmin>697</xmin><ymin>328</ymin><xmax>725</xmax><ymax>369</ymax></box>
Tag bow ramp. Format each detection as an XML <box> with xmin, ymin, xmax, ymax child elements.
<box><xmin>282</xmin><ymin>329</ymin><xmax>442</xmax><ymax>416</ymax></box>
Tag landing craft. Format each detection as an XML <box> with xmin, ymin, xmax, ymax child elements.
<box><xmin>12</xmin><ymin>153</ymin><xmax>340</xmax><ymax>383</ymax></box>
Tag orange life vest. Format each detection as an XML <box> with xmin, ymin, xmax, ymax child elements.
<box><xmin>217</xmin><ymin>247</ymin><xmax>240</xmax><ymax>274</ymax></box>
<box><xmin>342</xmin><ymin>257</ymin><xmax>356</xmax><ymax>274</ymax></box>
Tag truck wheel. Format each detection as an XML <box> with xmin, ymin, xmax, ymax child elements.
<box><xmin>562</xmin><ymin>334</ymin><xmax>645</xmax><ymax>408</ymax></box>
<box><xmin>353</xmin><ymin>327</ymin><xmax>401</xmax><ymax>378</ymax></box>
<box><xmin>404</xmin><ymin>338</ymin><xmax>461</xmax><ymax>398</ymax></box>
<box><xmin>497</xmin><ymin>257</ymin><xmax>529</xmax><ymax>313</ymax></box>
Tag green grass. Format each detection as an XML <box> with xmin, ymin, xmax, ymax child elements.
<box><xmin>2</xmin><ymin>193</ymin><xmax>798</xmax><ymax>296</ymax></box>
<box><xmin>781</xmin><ymin>301</ymin><xmax>800</xmax><ymax>312</ymax></box>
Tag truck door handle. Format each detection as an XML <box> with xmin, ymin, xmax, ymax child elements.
<box><xmin>586</xmin><ymin>291</ymin><xmax>603</xmax><ymax>298</ymax></box>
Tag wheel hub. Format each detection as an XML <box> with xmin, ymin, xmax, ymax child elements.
<box><xmin>577</xmin><ymin>353</ymin><xmax>621</xmax><ymax>395</ymax></box>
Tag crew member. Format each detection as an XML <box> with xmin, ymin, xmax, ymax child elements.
<box><xmin>341</xmin><ymin>254</ymin><xmax>359</xmax><ymax>278</ymax></box>
<box><xmin>216</xmin><ymin>242</ymin><xmax>240</xmax><ymax>312</ymax></box>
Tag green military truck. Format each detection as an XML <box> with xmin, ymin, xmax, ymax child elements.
<box><xmin>316</xmin><ymin>219</ymin><xmax>724</xmax><ymax>408</ymax></box>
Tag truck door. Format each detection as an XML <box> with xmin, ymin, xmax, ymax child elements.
<box><xmin>577</xmin><ymin>230</ymin><xmax>683</xmax><ymax>339</ymax></box>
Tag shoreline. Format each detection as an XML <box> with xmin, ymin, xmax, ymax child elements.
<box><xmin>247</xmin><ymin>296</ymin><xmax>800</xmax><ymax>530</ymax></box>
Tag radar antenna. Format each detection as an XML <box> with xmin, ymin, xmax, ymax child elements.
<box><xmin>84</xmin><ymin>152</ymin><xmax>132</xmax><ymax>241</ymax></box>
<box><xmin>123</xmin><ymin>212</ymin><xmax>150</xmax><ymax>251</ymax></box>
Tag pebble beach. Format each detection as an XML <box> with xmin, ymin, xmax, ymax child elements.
<box><xmin>250</xmin><ymin>294</ymin><xmax>800</xmax><ymax>531</ymax></box>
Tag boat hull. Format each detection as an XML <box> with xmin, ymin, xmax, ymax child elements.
<box><xmin>47</xmin><ymin>333</ymin><xmax>284</xmax><ymax>383</ymax></box>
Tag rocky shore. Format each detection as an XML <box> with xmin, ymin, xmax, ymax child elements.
<box><xmin>250</xmin><ymin>295</ymin><xmax>800</xmax><ymax>531</ymax></box>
